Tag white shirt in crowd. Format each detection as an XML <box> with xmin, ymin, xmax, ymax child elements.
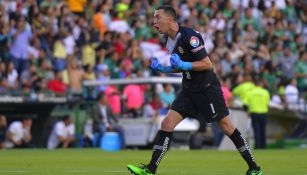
<box><xmin>7</xmin><ymin>69</ymin><xmax>18</xmax><ymax>87</ymax></box>
<box><xmin>284</xmin><ymin>84</ymin><xmax>299</xmax><ymax>109</ymax></box>
<box><xmin>99</xmin><ymin>104</ymin><xmax>110</xmax><ymax>127</ymax></box>
<box><xmin>5</xmin><ymin>121</ymin><xmax>28</xmax><ymax>148</ymax></box>
<box><xmin>109</xmin><ymin>20</ymin><xmax>130</xmax><ymax>33</ymax></box>
<box><xmin>63</xmin><ymin>35</ymin><xmax>76</xmax><ymax>55</ymax></box>
<box><xmin>47</xmin><ymin>121</ymin><xmax>75</xmax><ymax>149</ymax></box>
<box><xmin>284</xmin><ymin>85</ymin><xmax>299</xmax><ymax>103</ymax></box>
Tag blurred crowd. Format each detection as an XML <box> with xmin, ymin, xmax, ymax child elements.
<box><xmin>0</xmin><ymin>0</ymin><xmax>306</xmax><ymax>114</ymax></box>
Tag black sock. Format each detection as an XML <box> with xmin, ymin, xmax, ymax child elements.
<box><xmin>229</xmin><ymin>128</ymin><xmax>259</xmax><ymax>170</ymax></box>
<box><xmin>147</xmin><ymin>130</ymin><xmax>173</xmax><ymax>174</ymax></box>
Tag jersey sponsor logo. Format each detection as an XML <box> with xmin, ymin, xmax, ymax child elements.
<box><xmin>178</xmin><ymin>46</ymin><xmax>184</xmax><ymax>54</ymax></box>
<box><xmin>190</xmin><ymin>36</ymin><xmax>199</xmax><ymax>48</ymax></box>
<box><xmin>191</xmin><ymin>45</ymin><xmax>205</xmax><ymax>53</ymax></box>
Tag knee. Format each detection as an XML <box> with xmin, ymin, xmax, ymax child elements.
<box><xmin>161</xmin><ymin>118</ymin><xmax>175</xmax><ymax>132</ymax></box>
<box><xmin>218</xmin><ymin>120</ymin><xmax>235</xmax><ymax>136</ymax></box>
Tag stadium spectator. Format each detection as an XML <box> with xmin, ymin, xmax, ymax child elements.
<box><xmin>5</xmin><ymin>118</ymin><xmax>33</xmax><ymax>148</ymax></box>
<box><xmin>0</xmin><ymin>62</ymin><xmax>8</xmax><ymax>94</ymax></box>
<box><xmin>65</xmin><ymin>0</ymin><xmax>87</xmax><ymax>16</ymax></box>
<box><xmin>149</xmin><ymin>93</ymin><xmax>163</xmax><ymax>113</ymax></box>
<box><xmin>159</xmin><ymin>84</ymin><xmax>175</xmax><ymax>109</ymax></box>
<box><xmin>81</xmin><ymin>36</ymin><xmax>96</xmax><ymax>66</ymax></box>
<box><xmin>277</xmin><ymin>46</ymin><xmax>298</xmax><ymax>79</ymax></box>
<box><xmin>47</xmin><ymin>71</ymin><xmax>68</xmax><ymax>95</ymax></box>
<box><xmin>295</xmin><ymin>51</ymin><xmax>307</xmax><ymax>93</ymax></box>
<box><xmin>83</xmin><ymin>64</ymin><xmax>96</xmax><ymax>80</ymax></box>
<box><xmin>123</xmin><ymin>84</ymin><xmax>144</xmax><ymax>118</ymax></box>
<box><xmin>284</xmin><ymin>78</ymin><xmax>299</xmax><ymax>110</ymax></box>
<box><xmin>0</xmin><ymin>21</ymin><xmax>10</xmax><ymax>62</ymax></box>
<box><xmin>47</xmin><ymin>115</ymin><xmax>75</xmax><ymax>149</ymax></box>
<box><xmin>66</xmin><ymin>57</ymin><xmax>85</xmax><ymax>94</ymax></box>
<box><xmin>104</xmin><ymin>85</ymin><xmax>121</xmax><ymax>115</ymax></box>
<box><xmin>232</xmin><ymin>74</ymin><xmax>255</xmax><ymax>102</ymax></box>
<box><xmin>9</xmin><ymin>17</ymin><xmax>33</xmax><ymax>75</ymax></box>
<box><xmin>4</xmin><ymin>62</ymin><xmax>19</xmax><ymax>92</ymax></box>
<box><xmin>220</xmin><ymin>52</ymin><xmax>234</xmax><ymax>76</ymax></box>
<box><xmin>0</xmin><ymin>115</ymin><xmax>7</xmax><ymax>149</ymax></box>
<box><xmin>82</xmin><ymin>118</ymin><xmax>94</xmax><ymax>147</ymax></box>
<box><xmin>20</xmin><ymin>63</ymin><xmax>41</xmax><ymax>94</ymax></box>
<box><xmin>53</xmin><ymin>35</ymin><xmax>68</xmax><ymax>71</ymax></box>
<box><xmin>243</xmin><ymin>78</ymin><xmax>270</xmax><ymax>149</ymax></box>
<box><xmin>221</xmin><ymin>77</ymin><xmax>233</xmax><ymax>107</ymax></box>
<box><xmin>96</xmin><ymin>67</ymin><xmax>110</xmax><ymax>92</ymax></box>
<box><xmin>92</xmin><ymin>92</ymin><xmax>125</xmax><ymax>149</ymax></box>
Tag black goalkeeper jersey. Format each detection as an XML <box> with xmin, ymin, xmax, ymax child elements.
<box><xmin>165</xmin><ymin>26</ymin><xmax>219</xmax><ymax>92</ymax></box>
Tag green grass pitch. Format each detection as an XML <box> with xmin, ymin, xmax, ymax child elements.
<box><xmin>0</xmin><ymin>149</ymin><xmax>306</xmax><ymax>175</ymax></box>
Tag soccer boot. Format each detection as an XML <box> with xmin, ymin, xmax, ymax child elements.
<box><xmin>127</xmin><ymin>164</ymin><xmax>155</xmax><ymax>175</ymax></box>
<box><xmin>246</xmin><ymin>168</ymin><xmax>263</xmax><ymax>175</ymax></box>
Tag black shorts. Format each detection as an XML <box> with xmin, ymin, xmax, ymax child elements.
<box><xmin>171</xmin><ymin>83</ymin><xmax>229</xmax><ymax>123</ymax></box>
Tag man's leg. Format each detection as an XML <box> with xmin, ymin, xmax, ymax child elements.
<box><xmin>251</xmin><ymin>114</ymin><xmax>261</xmax><ymax>149</ymax></box>
<box><xmin>112</xmin><ymin>124</ymin><xmax>126</xmax><ymax>149</ymax></box>
<box><xmin>98</xmin><ymin>124</ymin><xmax>107</xmax><ymax>147</ymax></box>
<box><xmin>259</xmin><ymin>115</ymin><xmax>267</xmax><ymax>149</ymax></box>
<box><xmin>128</xmin><ymin>110</ymin><xmax>183</xmax><ymax>174</ymax></box>
<box><xmin>217</xmin><ymin>116</ymin><xmax>260</xmax><ymax>171</ymax></box>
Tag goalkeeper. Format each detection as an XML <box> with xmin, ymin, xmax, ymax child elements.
<box><xmin>128</xmin><ymin>5</ymin><xmax>262</xmax><ymax>175</ymax></box>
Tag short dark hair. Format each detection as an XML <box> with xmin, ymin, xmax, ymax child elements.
<box><xmin>97</xmin><ymin>92</ymin><xmax>105</xmax><ymax>101</ymax></box>
<box><xmin>157</xmin><ymin>5</ymin><xmax>177</xmax><ymax>20</ymax></box>
<box><xmin>23</xmin><ymin>117</ymin><xmax>32</xmax><ymax>121</ymax></box>
<box><xmin>62</xmin><ymin>115</ymin><xmax>71</xmax><ymax>121</ymax></box>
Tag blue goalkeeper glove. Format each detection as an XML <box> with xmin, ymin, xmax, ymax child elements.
<box><xmin>170</xmin><ymin>53</ymin><xmax>192</xmax><ymax>71</ymax></box>
<box><xmin>151</xmin><ymin>57</ymin><xmax>173</xmax><ymax>73</ymax></box>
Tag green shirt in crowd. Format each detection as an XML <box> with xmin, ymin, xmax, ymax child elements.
<box><xmin>243</xmin><ymin>86</ymin><xmax>270</xmax><ymax>114</ymax></box>
<box><xmin>295</xmin><ymin>60</ymin><xmax>307</xmax><ymax>89</ymax></box>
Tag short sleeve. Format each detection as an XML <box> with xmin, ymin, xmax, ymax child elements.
<box><xmin>8</xmin><ymin>122</ymin><xmax>18</xmax><ymax>133</ymax></box>
<box><xmin>243</xmin><ymin>92</ymin><xmax>250</xmax><ymax>105</ymax></box>
<box><xmin>67</xmin><ymin>124</ymin><xmax>75</xmax><ymax>136</ymax></box>
<box><xmin>184</xmin><ymin>32</ymin><xmax>208</xmax><ymax>61</ymax></box>
<box><xmin>55</xmin><ymin>122</ymin><xmax>65</xmax><ymax>137</ymax></box>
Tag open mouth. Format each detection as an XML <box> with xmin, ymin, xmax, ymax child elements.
<box><xmin>153</xmin><ymin>25</ymin><xmax>159</xmax><ymax>31</ymax></box>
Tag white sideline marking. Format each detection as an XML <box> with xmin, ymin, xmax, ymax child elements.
<box><xmin>0</xmin><ymin>170</ymin><xmax>224</xmax><ymax>174</ymax></box>
<box><xmin>179</xmin><ymin>170</ymin><xmax>223</xmax><ymax>174</ymax></box>
<box><xmin>65</xmin><ymin>170</ymin><xmax>127</xmax><ymax>173</ymax></box>
<box><xmin>0</xmin><ymin>170</ymin><xmax>30</xmax><ymax>173</ymax></box>
<box><xmin>0</xmin><ymin>170</ymin><xmax>127</xmax><ymax>174</ymax></box>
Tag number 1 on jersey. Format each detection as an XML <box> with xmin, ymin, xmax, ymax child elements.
<box><xmin>185</xmin><ymin>71</ymin><xmax>191</xmax><ymax>79</ymax></box>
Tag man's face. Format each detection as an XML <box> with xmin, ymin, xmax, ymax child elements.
<box><xmin>0</xmin><ymin>116</ymin><xmax>7</xmax><ymax>127</ymax></box>
<box><xmin>99</xmin><ymin>95</ymin><xmax>108</xmax><ymax>105</ymax></box>
<box><xmin>23</xmin><ymin>119</ymin><xmax>32</xmax><ymax>129</ymax></box>
<box><xmin>65</xmin><ymin>117</ymin><xmax>72</xmax><ymax>126</ymax></box>
<box><xmin>153</xmin><ymin>9</ymin><xmax>170</xmax><ymax>34</ymax></box>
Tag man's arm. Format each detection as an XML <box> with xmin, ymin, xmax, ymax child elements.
<box><xmin>296</xmin><ymin>73</ymin><xmax>307</xmax><ymax>78</ymax></box>
<box><xmin>170</xmin><ymin>69</ymin><xmax>183</xmax><ymax>73</ymax></box>
<box><xmin>170</xmin><ymin>54</ymin><xmax>212</xmax><ymax>71</ymax></box>
<box><xmin>23</xmin><ymin>129</ymin><xmax>32</xmax><ymax>143</ymax></box>
<box><xmin>190</xmin><ymin>56</ymin><xmax>213</xmax><ymax>71</ymax></box>
<box><xmin>7</xmin><ymin>132</ymin><xmax>22</xmax><ymax>146</ymax></box>
<box><xmin>91</xmin><ymin>105</ymin><xmax>101</xmax><ymax>131</ymax></box>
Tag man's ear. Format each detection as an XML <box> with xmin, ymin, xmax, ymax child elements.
<box><xmin>167</xmin><ymin>16</ymin><xmax>173</xmax><ymax>22</ymax></box>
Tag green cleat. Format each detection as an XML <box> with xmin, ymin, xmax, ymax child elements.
<box><xmin>127</xmin><ymin>164</ymin><xmax>155</xmax><ymax>175</ymax></box>
<box><xmin>246</xmin><ymin>168</ymin><xmax>263</xmax><ymax>175</ymax></box>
